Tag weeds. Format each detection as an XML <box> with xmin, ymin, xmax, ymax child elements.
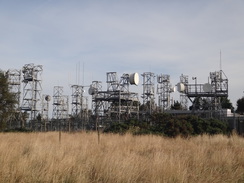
<box><xmin>0</xmin><ymin>132</ymin><xmax>243</xmax><ymax>183</ymax></box>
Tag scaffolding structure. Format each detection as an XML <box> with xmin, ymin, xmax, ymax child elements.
<box><xmin>6</xmin><ymin>69</ymin><xmax>22</xmax><ymax>128</ymax></box>
<box><xmin>157</xmin><ymin>74</ymin><xmax>174</xmax><ymax>111</ymax></box>
<box><xmin>89</xmin><ymin>72</ymin><xmax>139</xmax><ymax>127</ymax></box>
<box><xmin>141</xmin><ymin>72</ymin><xmax>155</xmax><ymax>115</ymax></box>
<box><xmin>41</xmin><ymin>95</ymin><xmax>51</xmax><ymax>131</ymax></box>
<box><xmin>21</xmin><ymin>64</ymin><xmax>43</xmax><ymax>128</ymax></box>
<box><xmin>52</xmin><ymin>86</ymin><xmax>69</xmax><ymax>120</ymax></box>
<box><xmin>107</xmin><ymin>73</ymin><xmax>139</xmax><ymax>122</ymax></box>
<box><xmin>6</xmin><ymin>69</ymin><xmax>21</xmax><ymax>109</ymax></box>
<box><xmin>71</xmin><ymin>84</ymin><xmax>89</xmax><ymax>130</ymax></box>
<box><xmin>179</xmin><ymin>74</ymin><xmax>189</xmax><ymax>110</ymax></box>
<box><xmin>210</xmin><ymin>70</ymin><xmax>228</xmax><ymax>110</ymax></box>
<box><xmin>177</xmin><ymin>70</ymin><xmax>228</xmax><ymax>118</ymax></box>
<box><xmin>52</xmin><ymin>86</ymin><xmax>69</xmax><ymax>130</ymax></box>
<box><xmin>90</xmin><ymin>81</ymin><xmax>104</xmax><ymax>119</ymax></box>
<box><xmin>71</xmin><ymin>85</ymin><xmax>84</xmax><ymax>117</ymax></box>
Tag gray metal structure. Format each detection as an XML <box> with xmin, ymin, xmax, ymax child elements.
<box><xmin>6</xmin><ymin>69</ymin><xmax>21</xmax><ymax>109</ymax></box>
<box><xmin>157</xmin><ymin>74</ymin><xmax>174</xmax><ymax>111</ymax></box>
<box><xmin>141</xmin><ymin>72</ymin><xmax>155</xmax><ymax>115</ymax></box>
<box><xmin>6</xmin><ymin>69</ymin><xmax>22</xmax><ymax>128</ymax></box>
<box><xmin>179</xmin><ymin>74</ymin><xmax>189</xmax><ymax>110</ymax></box>
<box><xmin>177</xmin><ymin>70</ymin><xmax>228</xmax><ymax>117</ymax></box>
<box><xmin>71</xmin><ymin>85</ymin><xmax>84</xmax><ymax>117</ymax></box>
<box><xmin>41</xmin><ymin>95</ymin><xmax>51</xmax><ymax>131</ymax></box>
<box><xmin>71</xmin><ymin>84</ymin><xmax>89</xmax><ymax>130</ymax></box>
<box><xmin>52</xmin><ymin>86</ymin><xmax>69</xmax><ymax>120</ymax></box>
<box><xmin>21</xmin><ymin>64</ymin><xmax>43</xmax><ymax>128</ymax></box>
<box><xmin>89</xmin><ymin>72</ymin><xmax>139</xmax><ymax>127</ymax></box>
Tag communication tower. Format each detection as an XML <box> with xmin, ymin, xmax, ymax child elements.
<box><xmin>107</xmin><ymin>72</ymin><xmax>119</xmax><ymax>91</ymax></box>
<box><xmin>89</xmin><ymin>81</ymin><xmax>104</xmax><ymax>117</ymax></box>
<box><xmin>209</xmin><ymin>70</ymin><xmax>228</xmax><ymax>110</ymax></box>
<box><xmin>71</xmin><ymin>85</ymin><xmax>84</xmax><ymax>117</ymax></box>
<box><xmin>89</xmin><ymin>72</ymin><xmax>139</xmax><ymax>126</ymax></box>
<box><xmin>81</xmin><ymin>96</ymin><xmax>89</xmax><ymax>129</ymax></box>
<box><xmin>108</xmin><ymin>72</ymin><xmax>139</xmax><ymax>122</ymax></box>
<box><xmin>176</xmin><ymin>70</ymin><xmax>228</xmax><ymax>118</ymax></box>
<box><xmin>141</xmin><ymin>72</ymin><xmax>155</xmax><ymax>114</ymax></box>
<box><xmin>5</xmin><ymin>69</ymin><xmax>22</xmax><ymax>128</ymax></box>
<box><xmin>177</xmin><ymin>74</ymin><xmax>189</xmax><ymax>110</ymax></box>
<box><xmin>41</xmin><ymin>95</ymin><xmax>51</xmax><ymax>131</ymax></box>
<box><xmin>157</xmin><ymin>74</ymin><xmax>174</xmax><ymax>111</ymax></box>
<box><xmin>71</xmin><ymin>84</ymin><xmax>89</xmax><ymax>130</ymax></box>
<box><xmin>52</xmin><ymin>86</ymin><xmax>69</xmax><ymax>120</ymax></box>
<box><xmin>6</xmin><ymin>69</ymin><xmax>21</xmax><ymax>109</ymax></box>
<box><xmin>21</xmin><ymin>64</ymin><xmax>43</xmax><ymax>127</ymax></box>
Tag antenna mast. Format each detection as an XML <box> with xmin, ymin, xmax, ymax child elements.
<box><xmin>220</xmin><ymin>49</ymin><xmax>222</xmax><ymax>71</ymax></box>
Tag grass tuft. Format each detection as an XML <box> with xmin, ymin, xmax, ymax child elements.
<box><xmin>0</xmin><ymin>132</ymin><xmax>243</xmax><ymax>182</ymax></box>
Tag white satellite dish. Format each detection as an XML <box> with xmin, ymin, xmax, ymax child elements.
<box><xmin>171</xmin><ymin>86</ymin><xmax>176</xmax><ymax>93</ymax></box>
<box><xmin>177</xmin><ymin>83</ymin><xmax>185</xmax><ymax>93</ymax></box>
<box><xmin>203</xmin><ymin>83</ymin><xmax>212</xmax><ymax>92</ymax></box>
<box><xmin>129</xmin><ymin>73</ymin><xmax>139</xmax><ymax>85</ymax></box>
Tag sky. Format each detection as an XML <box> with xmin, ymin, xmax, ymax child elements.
<box><xmin>1</xmin><ymin>0</ymin><xmax>244</xmax><ymax>110</ymax></box>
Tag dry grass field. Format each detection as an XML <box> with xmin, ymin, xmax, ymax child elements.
<box><xmin>0</xmin><ymin>132</ymin><xmax>243</xmax><ymax>183</ymax></box>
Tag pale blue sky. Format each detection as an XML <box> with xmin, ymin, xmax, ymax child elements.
<box><xmin>1</xmin><ymin>0</ymin><xmax>244</xmax><ymax>108</ymax></box>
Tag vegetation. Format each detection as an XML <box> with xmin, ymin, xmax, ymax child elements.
<box><xmin>236</xmin><ymin>97</ymin><xmax>244</xmax><ymax>114</ymax></box>
<box><xmin>0</xmin><ymin>71</ymin><xmax>17</xmax><ymax>130</ymax></box>
<box><xmin>104</xmin><ymin>114</ymin><xmax>231</xmax><ymax>137</ymax></box>
<box><xmin>0</xmin><ymin>132</ymin><xmax>243</xmax><ymax>183</ymax></box>
<box><xmin>221</xmin><ymin>97</ymin><xmax>234</xmax><ymax>110</ymax></box>
<box><xmin>170</xmin><ymin>101</ymin><xmax>183</xmax><ymax>110</ymax></box>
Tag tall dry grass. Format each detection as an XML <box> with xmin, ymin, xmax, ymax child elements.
<box><xmin>0</xmin><ymin>132</ymin><xmax>243</xmax><ymax>183</ymax></box>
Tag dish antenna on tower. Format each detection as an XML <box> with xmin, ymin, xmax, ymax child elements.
<box><xmin>45</xmin><ymin>95</ymin><xmax>51</xmax><ymax>102</ymax></box>
<box><xmin>129</xmin><ymin>73</ymin><xmax>139</xmax><ymax>85</ymax></box>
<box><xmin>177</xmin><ymin>83</ymin><xmax>185</xmax><ymax>93</ymax></box>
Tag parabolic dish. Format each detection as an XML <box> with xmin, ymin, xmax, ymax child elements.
<box><xmin>129</xmin><ymin>73</ymin><xmax>139</xmax><ymax>85</ymax></box>
<box><xmin>88</xmin><ymin>87</ymin><xmax>95</xmax><ymax>95</ymax></box>
<box><xmin>177</xmin><ymin>83</ymin><xmax>185</xmax><ymax>93</ymax></box>
<box><xmin>203</xmin><ymin>83</ymin><xmax>212</xmax><ymax>92</ymax></box>
<box><xmin>171</xmin><ymin>86</ymin><xmax>176</xmax><ymax>93</ymax></box>
<box><xmin>45</xmin><ymin>95</ymin><xmax>51</xmax><ymax>101</ymax></box>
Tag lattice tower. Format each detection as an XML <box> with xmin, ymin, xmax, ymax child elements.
<box><xmin>141</xmin><ymin>72</ymin><xmax>155</xmax><ymax>114</ymax></box>
<box><xmin>6</xmin><ymin>69</ymin><xmax>21</xmax><ymax>110</ymax></box>
<box><xmin>180</xmin><ymin>74</ymin><xmax>188</xmax><ymax>110</ymax></box>
<box><xmin>71</xmin><ymin>85</ymin><xmax>84</xmax><ymax>117</ymax></box>
<box><xmin>157</xmin><ymin>74</ymin><xmax>173</xmax><ymax>111</ymax></box>
<box><xmin>21</xmin><ymin>64</ymin><xmax>43</xmax><ymax>121</ymax></box>
<box><xmin>52</xmin><ymin>86</ymin><xmax>69</xmax><ymax>119</ymax></box>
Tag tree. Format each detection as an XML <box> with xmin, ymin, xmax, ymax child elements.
<box><xmin>236</xmin><ymin>97</ymin><xmax>244</xmax><ymax>114</ymax></box>
<box><xmin>0</xmin><ymin>71</ymin><xmax>17</xmax><ymax>130</ymax></box>
<box><xmin>221</xmin><ymin>97</ymin><xmax>234</xmax><ymax>111</ymax></box>
<box><xmin>171</xmin><ymin>101</ymin><xmax>182</xmax><ymax>110</ymax></box>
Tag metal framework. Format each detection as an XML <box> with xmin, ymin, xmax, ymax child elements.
<box><xmin>178</xmin><ymin>70</ymin><xmax>228</xmax><ymax>118</ymax></box>
<box><xmin>71</xmin><ymin>85</ymin><xmax>84</xmax><ymax>117</ymax></box>
<box><xmin>210</xmin><ymin>70</ymin><xmax>228</xmax><ymax>110</ymax></box>
<box><xmin>6</xmin><ymin>69</ymin><xmax>22</xmax><ymax>128</ymax></box>
<box><xmin>21</xmin><ymin>64</ymin><xmax>43</xmax><ymax>127</ymax></box>
<box><xmin>108</xmin><ymin>73</ymin><xmax>139</xmax><ymax>122</ymax></box>
<box><xmin>157</xmin><ymin>74</ymin><xmax>173</xmax><ymax>111</ymax></box>
<box><xmin>52</xmin><ymin>86</ymin><xmax>69</xmax><ymax>120</ymax></box>
<box><xmin>179</xmin><ymin>74</ymin><xmax>189</xmax><ymax>110</ymax></box>
<box><xmin>41</xmin><ymin>95</ymin><xmax>51</xmax><ymax>131</ymax></box>
<box><xmin>89</xmin><ymin>72</ymin><xmax>139</xmax><ymax>126</ymax></box>
<box><xmin>141</xmin><ymin>72</ymin><xmax>155</xmax><ymax>114</ymax></box>
<box><xmin>70</xmin><ymin>84</ymin><xmax>89</xmax><ymax>130</ymax></box>
<box><xmin>90</xmin><ymin>81</ymin><xmax>104</xmax><ymax>117</ymax></box>
<box><xmin>6</xmin><ymin>69</ymin><xmax>21</xmax><ymax>109</ymax></box>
